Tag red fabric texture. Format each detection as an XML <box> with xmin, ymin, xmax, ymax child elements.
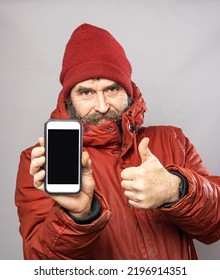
<box><xmin>15</xmin><ymin>83</ymin><xmax>220</xmax><ymax>259</ymax></box>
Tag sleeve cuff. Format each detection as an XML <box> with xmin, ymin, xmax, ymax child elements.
<box><xmin>63</xmin><ymin>195</ymin><xmax>101</xmax><ymax>224</ymax></box>
<box><xmin>161</xmin><ymin>170</ymin><xmax>189</xmax><ymax>208</ymax></box>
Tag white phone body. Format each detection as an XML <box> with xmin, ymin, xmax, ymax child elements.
<box><xmin>45</xmin><ymin>119</ymin><xmax>82</xmax><ymax>194</ymax></box>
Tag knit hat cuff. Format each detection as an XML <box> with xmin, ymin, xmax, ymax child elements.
<box><xmin>61</xmin><ymin>62</ymin><xmax>133</xmax><ymax>99</ymax></box>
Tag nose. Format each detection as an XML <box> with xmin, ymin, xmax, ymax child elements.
<box><xmin>94</xmin><ymin>92</ymin><xmax>109</xmax><ymax>113</ymax></box>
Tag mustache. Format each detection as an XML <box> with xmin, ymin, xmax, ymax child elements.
<box><xmin>79</xmin><ymin>110</ymin><xmax>121</xmax><ymax>125</ymax></box>
<box><xmin>65</xmin><ymin>96</ymin><xmax>133</xmax><ymax>125</ymax></box>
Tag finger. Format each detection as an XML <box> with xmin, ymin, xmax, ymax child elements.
<box><xmin>31</xmin><ymin>146</ymin><xmax>45</xmax><ymax>160</ymax></box>
<box><xmin>82</xmin><ymin>151</ymin><xmax>90</xmax><ymax>167</ymax></box>
<box><xmin>138</xmin><ymin>137</ymin><xmax>151</xmax><ymax>163</ymax></box>
<box><xmin>38</xmin><ymin>136</ymin><xmax>45</xmax><ymax>147</ymax></box>
<box><xmin>30</xmin><ymin>156</ymin><xmax>45</xmax><ymax>176</ymax></box>
<box><xmin>121</xmin><ymin>179</ymin><xmax>135</xmax><ymax>191</ymax></box>
<box><xmin>124</xmin><ymin>190</ymin><xmax>137</xmax><ymax>200</ymax></box>
<box><xmin>127</xmin><ymin>199</ymin><xmax>141</xmax><ymax>209</ymax></box>
<box><xmin>33</xmin><ymin>169</ymin><xmax>45</xmax><ymax>191</ymax></box>
<box><xmin>121</xmin><ymin>166</ymin><xmax>136</xmax><ymax>180</ymax></box>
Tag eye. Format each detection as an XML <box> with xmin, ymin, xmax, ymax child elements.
<box><xmin>78</xmin><ymin>90</ymin><xmax>95</xmax><ymax>99</ymax></box>
<box><xmin>81</xmin><ymin>90</ymin><xmax>92</xmax><ymax>96</ymax></box>
<box><xmin>109</xmin><ymin>86</ymin><xmax>117</xmax><ymax>92</ymax></box>
<box><xmin>105</xmin><ymin>85</ymin><xmax>119</xmax><ymax>95</ymax></box>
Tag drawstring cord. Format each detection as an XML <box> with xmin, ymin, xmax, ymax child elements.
<box><xmin>127</xmin><ymin>113</ymin><xmax>139</xmax><ymax>208</ymax></box>
<box><xmin>129</xmin><ymin>113</ymin><xmax>139</xmax><ymax>164</ymax></box>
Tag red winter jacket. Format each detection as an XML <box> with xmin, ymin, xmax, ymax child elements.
<box><xmin>15</xmin><ymin>83</ymin><xmax>220</xmax><ymax>259</ymax></box>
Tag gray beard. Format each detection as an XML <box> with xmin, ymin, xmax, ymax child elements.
<box><xmin>65</xmin><ymin>96</ymin><xmax>132</xmax><ymax>126</ymax></box>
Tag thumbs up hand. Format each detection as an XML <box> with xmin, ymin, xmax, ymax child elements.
<box><xmin>121</xmin><ymin>137</ymin><xmax>181</xmax><ymax>209</ymax></box>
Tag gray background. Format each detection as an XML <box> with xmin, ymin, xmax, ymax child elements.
<box><xmin>0</xmin><ymin>0</ymin><xmax>219</xmax><ymax>260</ymax></box>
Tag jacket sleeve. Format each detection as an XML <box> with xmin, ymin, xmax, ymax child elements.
<box><xmin>162</xmin><ymin>127</ymin><xmax>220</xmax><ymax>244</ymax></box>
<box><xmin>15</xmin><ymin>146</ymin><xmax>111</xmax><ymax>260</ymax></box>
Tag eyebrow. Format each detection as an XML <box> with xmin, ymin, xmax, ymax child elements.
<box><xmin>105</xmin><ymin>82</ymin><xmax>121</xmax><ymax>90</ymax></box>
<box><xmin>75</xmin><ymin>86</ymin><xmax>93</xmax><ymax>93</ymax></box>
<box><xmin>75</xmin><ymin>82</ymin><xmax>121</xmax><ymax>93</ymax></box>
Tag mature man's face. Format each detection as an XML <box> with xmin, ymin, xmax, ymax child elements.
<box><xmin>67</xmin><ymin>79</ymin><xmax>131</xmax><ymax>125</ymax></box>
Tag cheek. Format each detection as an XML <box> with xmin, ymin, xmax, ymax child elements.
<box><xmin>110</xmin><ymin>95</ymin><xmax>129</xmax><ymax>111</ymax></box>
<box><xmin>72</xmin><ymin>99</ymin><xmax>95</xmax><ymax>117</ymax></box>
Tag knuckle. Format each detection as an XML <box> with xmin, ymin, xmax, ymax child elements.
<box><xmin>120</xmin><ymin>169</ymin><xmax>126</xmax><ymax>179</ymax></box>
<box><xmin>29</xmin><ymin>167</ymin><xmax>34</xmax><ymax>176</ymax></box>
<box><xmin>121</xmin><ymin>180</ymin><xmax>126</xmax><ymax>188</ymax></box>
<box><xmin>31</xmin><ymin>147</ymin><xmax>45</xmax><ymax>159</ymax></box>
<box><xmin>31</xmin><ymin>158</ymin><xmax>38</xmax><ymax>168</ymax></box>
<box><xmin>134</xmin><ymin>167</ymin><xmax>143</xmax><ymax>177</ymax></box>
<box><xmin>31</xmin><ymin>147</ymin><xmax>39</xmax><ymax>156</ymax></box>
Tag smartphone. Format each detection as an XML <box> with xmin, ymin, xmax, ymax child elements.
<box><xmin>44</xmin><ymin>119</ymin><xmax>82</xmax><ymax>194</ymax></box>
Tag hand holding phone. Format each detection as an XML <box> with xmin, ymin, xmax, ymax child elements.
<box><xmin>30</xmin><ymin>120</ymin><xmax>95</xmax><ymax>218</ymax></box>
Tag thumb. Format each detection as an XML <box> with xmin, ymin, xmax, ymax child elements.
<box><xmin>82</xmin><ymin>151</ymin><xmax>92</xmax><ymax>173</ymax></box>
<box><xmin>138</xmin><ymin>137</ymin><xmax>152</xmax><ymax>163</ymax></box>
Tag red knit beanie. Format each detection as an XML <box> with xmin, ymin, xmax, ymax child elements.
<box><xmin>60</xmin><ymin>23</ymin><xmax>133</xmax><ymax>98</ymax></box>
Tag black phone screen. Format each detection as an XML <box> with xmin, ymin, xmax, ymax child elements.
<box><xmin>47</xmin><ymin>129</ymin><xmax>79</xmax><ymax>184</ymax></box>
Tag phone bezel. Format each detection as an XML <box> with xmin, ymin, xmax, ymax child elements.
<box><xmin>44</xmin><ymin>119</ymin><xmax>82</xmax><ymax>194</ymax></box>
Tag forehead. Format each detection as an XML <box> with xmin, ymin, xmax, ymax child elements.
<box><xmin>73</xmin><ymin>78</ymin><xmax>116</xmax><ymax>89</ymax></box>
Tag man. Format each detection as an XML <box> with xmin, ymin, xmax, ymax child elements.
<box><xmin>15</xmin><ymin>23</ymin><xmax>220</xmax><ymax>259</ymax></box>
